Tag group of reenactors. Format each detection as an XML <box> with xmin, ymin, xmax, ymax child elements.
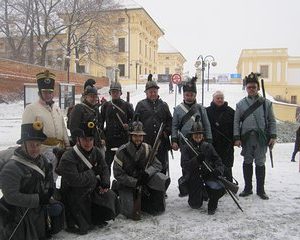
<box><xmin>0</xmin><ymin>69</ymin><xmax>276</xmax><ymax>239</ymax></box>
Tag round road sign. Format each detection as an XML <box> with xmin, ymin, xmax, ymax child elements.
<box><xmin>171</xmin><ymin>73</ymin><xmax>182</xmax><ymax>84</ymax></box>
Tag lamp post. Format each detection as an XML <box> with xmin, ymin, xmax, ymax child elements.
<box><xmin>205</xmin><ymin>57</ymin><xmax>217</xmax><ymax>91</ymax></box>
<box><xmin>135</xmin><ymin>61</ymin><xmax>140</xmax><ymax>90</ymax></box>
<box><xmin>195</xmin><ymin>55</ymin><xmax>217</xmax><ymax>105</ymax></box>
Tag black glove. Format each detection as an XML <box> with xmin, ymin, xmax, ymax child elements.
<box><xmin>136</xmin><ymin>171</ymin><xmax>149</xmax><ymax>186</ymax></box>
<box><xmin>100</xmin><ymin>182</ymin><xmax>110</xmax><ymax>189</ymax></box>
<box><xmin>39</xmin><ymin>192</ymin><xmax>51</xmax><ymax>205</ymax></box>
<box><xmin>212</xmin><ymin>169</ymin><xmax>221</xmax><ymax>177</ymax></box>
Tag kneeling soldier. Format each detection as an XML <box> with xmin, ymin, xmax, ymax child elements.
<box><xmin>113</xmin><ymin>117</ymin><xmax>170</xmax><ymax>220</ymax></box>
<box><xmin>0</xmin><ymin>121</ymin><xmax>64</xmax><ymax>239</ymax></box>
<box><xmin>57</xmin><ymin>120</ymin><xmax>119</xmax><ymax>235</ymax></box>
<box><xmin>181</xmin><ymin>117</ymin><xmax>225</xmax><ymax>215</ymax></box>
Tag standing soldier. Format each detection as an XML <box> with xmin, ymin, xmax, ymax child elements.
<box><xmin>100</xmin><ymin>82</ymin><xmax>134</xmax><ymax>174</ymax></box>
<box><xmin>206</xmin><ymin>91</ymin><xmax>235</xmax><ymax>182</ymax></box>
<box><xmin>171</xmin><ymin>76</ymin><xmax>212</xmax><ymax>196</ymax></box>
<box><xmin>22</xmin><ymin>70</ymin><xmax>70</xmax><ymax>172</ymax></box>
<box><xmin>234</xmin><ymin>72</ymin><xmax>276</xmax><ymax>200</ymax></box>
<box><xmin>113</xmin><ymin>118</ymin><xmax>169</xmax><ymax>220</ymax></box>
<box><xmin>69</xmin><ymin>79</ymin><xmax>105</xmax><ymax>151</ymax></box>
<box><xmin>134</xmin><ymin>74</ymin><xmax>172</xmax><ymax>176</ymax></box>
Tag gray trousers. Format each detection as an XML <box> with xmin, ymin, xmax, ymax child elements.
<box><xmin>241</xmin><ymin>132</ymin><xmax>267</xmax><ymax>166</ymax></box>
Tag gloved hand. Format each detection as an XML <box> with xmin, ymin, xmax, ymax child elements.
<box><xmin>39</xmin><ymin>191</ymin><xmax>51</xmax><ymax>205</ymax></box>
<box><xmin>212</xmin><ymin>169</ymin><xmax>221</xmax><ymax>178</ymax></box>
<box><xmin>136</xmin><ymin>171</ymin><xmax>149</xmax><ymax>186</ymax></box>
<box><xmin>100</xmin><ymin>182</ymin><xmax>110</xmax><ymax>189</ymax></box>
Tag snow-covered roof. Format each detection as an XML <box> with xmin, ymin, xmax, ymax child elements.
<box><xmin>158</xmin><ymin>37</ymin><xmax>179</xmax><ymax>53</ymax></box>
<box><xmin>118</xmin><ymin>0</ymin><xmax>141</xmax><ymax>9</ymax></box>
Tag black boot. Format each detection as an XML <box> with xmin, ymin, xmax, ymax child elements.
<box><xmin>291</xmin><ymin>151</ymin><xmax>296</xmax><ymax>162</ymax></box>
<box><xmin>208</xmin><ymin>199</ymin><xmax>218</xmax><ymax>215</ymax></box>
<box><xmin>239</xmin><ymin>163</ymin><xmax>253</xmax><ymax>197</ymax></box>
<box><xmin>256</xmin><ymin>165</ymin><xmax>269</xmax><ymax>200</ymax></box>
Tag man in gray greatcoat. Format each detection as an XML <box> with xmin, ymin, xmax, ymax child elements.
<box><xmin>0</xmin><ymin>121</ymin><xmax>64</xmax><ymax>240</ymax></box>
<box><xmin>234</xmin><ymin>72</ymin><xmax>276</xmax><ymax>200</ymax></box>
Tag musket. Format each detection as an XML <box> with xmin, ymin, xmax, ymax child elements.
<box><xmin>132</xmin><ymin>122</ymin><xmax>164</xmax><ymax>220</ymax></box>
<box><xmin>179</xmin><ymin>131</ymin><xmax>243</xmax><ymax>212</ymax></box>
<box><xmin>8</xmin><ymin>208</ymin><xmax>29</xmax><ymax>240</ymax></box>
<box><xmin>261</xmin><ymin>79</ymin><xmax>274</xmax><ymax>168</ymax></box>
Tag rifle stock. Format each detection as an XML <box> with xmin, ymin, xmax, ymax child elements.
<box><xmin>218</xmin><ymin>176</ymin><xmax>239</xmax><ymax>194</ymax></box>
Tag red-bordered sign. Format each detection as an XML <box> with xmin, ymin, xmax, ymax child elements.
<box><xmin>171</xmin><ymin>73</ymin><xmax>182</xmax><ymax>84</ymax></box>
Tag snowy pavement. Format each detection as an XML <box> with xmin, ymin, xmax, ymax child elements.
<box><xmin>0</xmin><ymin>83</ymin><xmax>300</xmax><ymax>239</ymax></box>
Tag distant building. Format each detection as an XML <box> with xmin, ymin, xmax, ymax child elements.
<box><xmin>237</xmin><ymin>48</ymin><xmax>300</xmax><ymax>122</ymax></box>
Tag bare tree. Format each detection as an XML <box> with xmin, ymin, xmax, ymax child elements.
<box><xmin>0</xmin><ymin>0</ymin><xmax>31</xmax><ymax>61</ymax></box>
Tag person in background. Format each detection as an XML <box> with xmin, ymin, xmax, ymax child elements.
<box><xmin>0</xmin><ymin>121</ymin><xmax>64</xmax><ymax>239</ymax></box>
<box><xmin>234</xmin><ymin>72</ymin><xmax>276</xmax><ymax>200</ymax></box>
<box><xmin>100</xmin><ymin>82</ymin><xmax>134</xmax><ymax>175</ymax></box>
<box><xmin>206</xmin><ymin>91</ymin><xmax>235</xmax><ymax>182</ymax></box>
<box><xmin>291</xmin><ymin>126</ymin><xmax>300</xmax><ymax>162</ymax></box>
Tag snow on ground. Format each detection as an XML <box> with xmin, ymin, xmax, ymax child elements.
<box><xmin>0</xmin><ymin>83</ymin><xmax>300</xmax><ymax>240</ymax></box>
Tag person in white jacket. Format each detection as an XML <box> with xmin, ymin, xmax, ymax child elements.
<box><xmin>22</xmin><ymin>70</ymin><xmax>70</xmax><ymax>175</ymax></box>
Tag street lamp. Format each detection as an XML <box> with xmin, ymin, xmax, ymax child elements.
<box><xmin>195</xmin><ymin>55</ymin><xmax>217</xmax><ymax>105</ymax></box>
<box><xmin>135</xmin><ymin>61</ymin><xmax>140</xmax><ymax>90</ymax></box>
<box><xmin>205</xmin><ymin>57</ymin><xmax>217</xmax><ymax>91</ymax></box>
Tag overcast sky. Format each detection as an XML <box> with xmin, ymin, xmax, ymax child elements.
<box><xmin>132</xmin><ymin>0</ymin><xmax>300</xmax><ymax>75</ymax></box>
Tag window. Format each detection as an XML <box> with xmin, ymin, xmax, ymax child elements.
<box><xmin>118</xmin><ymin>18</ymin><xmax>125</xmax><ymax>23</ymax></box>
<box><xmin>166</xmin><ymin>57</ymin><xmax>169</xmax><ymax>60</ymax></box>
<box><xmin>260</xmin><ymin>65</ymin><xmax>269</xmax><ymax>78</ymax></box>
<box><xmin>77</xmin><ymin>65</ymin><xmax>86</xmax><ymax>73</ymax></box>
<box><xmin>118</xmin><ymin>38</ymin><xmax>125</xmax><ymax>52</ymax></box>
<box><xmin>118</xmin><ymin>64</ymin><xmax>125</xmax><ymax>77</ymax></box>
<box><xmin>291</xmin><ymin>95</ymin><xmax>297</xmax><ymax>104</ymax></box>
<box><xmin>139</xmin><ymin>40</ymin><xmax>142</xmax><ymax>54</ymax></box>
<box><xmin>165</xmin><ymin>67</ymin><xmax>170</xmax><ymax>74</ymax></box>
<box><xmin>78</xmin><ymin>41</ymin><xmax>86</xmax><ymax>54</ymax></box>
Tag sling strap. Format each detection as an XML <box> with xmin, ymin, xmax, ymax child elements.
<box><xmin>240</xmin><ymin>96</ymin><xmax>265</xmax><ymax>123</ymax></box>
<box><xmin>110</xmin><ymin>101</ymin><xmax>126</xmax><ymax>116</ymax></box>
<box><xmin>73</xmin><ymin>145</ymin><xmax>93</xmax><ymax>169</ymax></box>
<box><xmin>178</xmin><ymin>103</ymin><xmax>198</xmax><ymax>130</ymax></box>
<box><xmin>11</xmin><ymin>155</ymin><xmax>45</xmax><ymax>178</ymax></box>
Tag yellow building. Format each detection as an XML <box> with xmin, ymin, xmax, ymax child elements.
<box><xmin>237</xmin><ymin>48</ymin><xmax>300</xmax><ymax>122</ymax></box>
<box><xmin>157</xmin><ymin>37</ymin><xmax>186</xmax><ymax>78</ymax></box>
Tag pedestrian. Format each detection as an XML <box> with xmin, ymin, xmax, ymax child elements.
<box><xmin>171</xmin><ymin>76</ymin><xmax>212</xmax><ymax>197</ymax></box>
<box><xmin>134</xmin><ymin>74</ymin><xmax>172</xmax><ymax>176</ymax></box>
<box><xmin>56</xmin><ymin>120</ymin><xmax>119</xmax><ymax>235</ymax></box>
<box><xmin>113</xmin><ymin>117</ymin><xmax>170</xmax><ymax>220</ymax></box>
<box><xmin>291</xmin><ymin>126</ymin><xmax>300</xmax><ymax>162</ymax></box>
<box><xmin>181</xmin><ymin>118</ymin><xmax>225</xmax><ymax>215</ymax></box>
<box><xmin>206</xmin><ymin>91</ymin><xmax>235</xmax><ymax>182</ymax></box>
<box><xmin>100</xmin><ymin>81</ymin><xmax>134</xmax><ymax>175</ymax></box>
<box><xmin>68</xmin><ymin>79</ymin><xmax>105</xmax><ymax>154</ymax></box>
<box><xmin>178</xmin><ymin>82</ymin><xmax>182</xmax><ymax>94</ymax></box>
<box><xmin>0</xmin><ymin>121</ymin><xmax>64</xmax><ymax>239</ymax></box>
<box><xmin>169</xmin><ymin>80</ymin><xmax>174</xmax><ymax>93</ymax></box>
<box><xmin>233</xmin><ymin>72</ymin><xmax>277</xmax><ymax>200</ymax></box>
<box><xmin>22</xmin><ymin>70</ymin><xmax>70</xmax><ymax>176</ymax></box>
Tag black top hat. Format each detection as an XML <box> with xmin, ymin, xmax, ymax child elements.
<box><xmin>72</xmin><ymin>121</ymin><xmax>97</xmax><ymax>138</ymax></box>
<box><xmin>183</xmin><ymin>76</ymin><xmax>197</xmax><ymax>93</ymax></box>
<box><xmin>245</xmin><ymin>72</ymin><xmax>260</xmax><ymax>86</ymax></box>
<box><xmin>190</xmin><ymin>116</ymin><xmax>205</xmax><ymax>134</ymax></box>
<box><xmin>16</xmin><ymin>121</ymin><xmax>47</xmax><ymax>144</ymax></box>
<box><xmin>36</xmin><ymin>70</ymin><xmax>55</xmax><ymax>92</ymax></box>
